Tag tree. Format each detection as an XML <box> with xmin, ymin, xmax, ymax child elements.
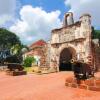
<box><xmin>0</xmin><ymin>28</ymin><xmax>21</xmax><ymax>51</ymax></box>
<box><xmin>0</xmin><ymin>28</ymin><xmax>23</xmax><ymax>64</ymax></box>
<box><xmin>10</xmin><ymin>44</ymin><xmax>29</xmax><ymax>63</ymax></box>
<box><xmin>92</xmin><ymin>27</ymin><xmax>100</xmax><ymax>40</ymax></box>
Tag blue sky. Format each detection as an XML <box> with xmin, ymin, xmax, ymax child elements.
<box><xmin>0</xmin><ymin>0</ymin><xmax>100</xmax><ymax>45</ymax></box>
<box><xmin>19</xmin><ymin>0</ymin><xmax>70</xmax><ymax>20</ymax></box>
<box><xmin>20</xmin><ymin>0</ymin><xmax>69</xmax><ymax>12</ymax></box>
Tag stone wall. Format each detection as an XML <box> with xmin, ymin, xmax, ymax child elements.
<box><xmin>40</xmin><ymin>46</ymin><xmax>48</xmax><ymax>66</ymax></box>
<box><xmin>23</xmin><ymin>46</ymin><xmax>47</xmax><ymax>67</ymax></box>
<box><xmin>94</xmin><ymin>46</ymin><xmax>100</xmax><ymax>71</ymax></box>
<box><xmin>49</xmin><ymin>13</ymin><xmax>93</xmax><ymax>71</ymax></box>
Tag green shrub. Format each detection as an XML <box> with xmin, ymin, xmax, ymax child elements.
<box><xmin>23</xmin><ymin>56</ymin><xmax>35</xmax><ymax>67</ymax></box>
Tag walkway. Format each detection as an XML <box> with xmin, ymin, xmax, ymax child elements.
<box><xmin>0</xmin><ymin>71</ymin><xmax>100</xmax><ymax>100</ymax></box>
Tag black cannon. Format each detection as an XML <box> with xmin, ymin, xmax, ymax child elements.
<box><xmin>73</xmin><ymin>61</ymin><xmax>94</xmax><ymax>81</ymax></box>
<box><xmin>6</xmin><ymin>63</ymin><xmax>26</xmax><ymax>76</ymax></box>
<box><xmin>7</xmin><ymin>63</ymin><xmax>24</xmax><ymax>71</ymax></box>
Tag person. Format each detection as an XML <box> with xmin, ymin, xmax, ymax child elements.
<box><xmin>37</xmin><ymin>59</ymin><xmax>40</xmax><ymax>67</ymax></box>
<box><xmin>34</xmin><ymin>55</ymin><xmax>41</xmax><ymax>67</ymax></box>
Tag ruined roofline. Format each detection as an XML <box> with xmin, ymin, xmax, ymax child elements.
<box><xmin>29</xmin><ymin>39</ymin><xmax>47</xmax><ymax>48</ymax></box>
<box><xmin>64</xmin><ymin>12</ymin><xmax>73</xmax><ymax>16</ymax></box>
<box><xmin>63</xmin><ymin>12</ymin><xmax>74</xmax><ymax>27</ymax></box>
<box><xmin>52</xmin><ymin>13</ymin><xmax>91</xmax><ymax>33</ymax></box>
<box><xmin>52</xmin><ymin>21</ymin><xmax>81</xmax><ymax>33</ymax></box>
<box><xmin>80</xmin><ymin>13</ymin><xmax>91</xmax><ymax>19</ymax></box>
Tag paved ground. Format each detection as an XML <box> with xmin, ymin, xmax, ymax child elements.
<box><xmin>0</xmin><ymin>71</ymin><xmax>100</xmax><ymax>100</ymax></box>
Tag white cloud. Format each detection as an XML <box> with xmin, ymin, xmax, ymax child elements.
<box><xmin>0</xmin><ymin>0</ymin><xmax>18</xmax><ymax>25</ymax></box>
<box><xmin>64</xmin><ymin>0</ymin><xmax>71</xmax><ymax>6</ymax></box>
<box><xmin>10</xmin><ymin>5</ymin><xmax>61</xmax><ymax>44</ymax></box>
<box><xmin>65</xmin><ymin>0</ymin><xmax>100</xmax><ymax>28</ymax></box>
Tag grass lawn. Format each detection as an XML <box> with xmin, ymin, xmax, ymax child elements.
<box><xmin>24</xmin><ymin>66</ymin><xmax>39</xmax><ymax>73</ymax></box>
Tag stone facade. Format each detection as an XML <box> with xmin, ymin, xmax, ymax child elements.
<box><xmin>48</xmin><ymin>12</ymin><xmax>96</xmax><ymax>71</ymax></box>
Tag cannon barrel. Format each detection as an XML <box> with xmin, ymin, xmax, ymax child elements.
<box><xmin>7</xmin><ymin>63</ymin><xmax>24</xmax><ymax>71</ymax></box>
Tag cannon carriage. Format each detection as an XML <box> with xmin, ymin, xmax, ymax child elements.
<box><xmin>71</xmin><ymin>59</ymin><xmax>94</xmax><ymax>81</ymax></box>
<box><xmin>5</xmin><ymin>63</ymin><xmax>26</xmax><ymax>76</ymax></box>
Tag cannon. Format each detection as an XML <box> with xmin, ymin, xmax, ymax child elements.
<box><xmin>72</xmin><ymin>61</ymin><xmax>94</xmax><ymax>81</ymax></box>
<box><xmin>7</xmin><ymin>63</ymin><xmax>24</xmax><ymax>71</ymax></box>
<box><xmin>5</xmin><ymin>63</ymin><xmax>26</xmax><ymax>76</ymax></box>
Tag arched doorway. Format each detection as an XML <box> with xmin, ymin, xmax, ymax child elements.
<box><xmin>59</xmin><ymin>47</ymin><xmax>76</xmax><ymax>71</ymax></box>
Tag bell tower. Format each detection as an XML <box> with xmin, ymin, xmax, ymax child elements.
<box><xmin>63</xmin><ymin>12</ymin><xmax>74</xmax><ymax>27</ymax></box>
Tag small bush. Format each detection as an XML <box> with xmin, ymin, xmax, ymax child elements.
<box><xmin>23</xmin><ymin>56</ymin><xmax>35</xmax><ymax>67</ymax></box>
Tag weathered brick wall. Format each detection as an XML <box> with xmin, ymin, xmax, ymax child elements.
<box><xmin>40</xmin><ymin>46</ymin><xmax>47</xmax><ymax>66</ymax></box>
<box><xmin>24</xmin><ymin>46</ymin><xmax>47</xmax><ymax>67</ymax></box>
<box><xmin>94</xmin><ymin>46</ymin><xmax>100</xmax><ymax>71</ymax></box>
<box><xmin>32</xmin><ymin>46</ymin><xmax>47</xmax><ymax>66</ymax></box>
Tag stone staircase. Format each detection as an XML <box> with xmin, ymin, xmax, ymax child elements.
<box><xmin>39</xmin><ymin>64</ymin><xmax>57</xmax><ymax>74</ymax></box>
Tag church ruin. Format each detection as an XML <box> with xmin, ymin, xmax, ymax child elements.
<box><xmin>47</xmin><ymin>12</ymin><xmax>98</xmax><ymax>72</ymax></box>
<box><xmin>24</xmin><ymin>12</ymin><xmax>100</xmax><ymax>72</ymax></box>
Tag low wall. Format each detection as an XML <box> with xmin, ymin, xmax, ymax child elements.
<box><xmin>65</xmin><ymin>77</ymin><xmax>100</xmax><ymax>91</ymax></box>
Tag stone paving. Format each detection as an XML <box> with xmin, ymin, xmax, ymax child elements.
<box><xmin>0</xmin><ymin>71</ymin><xmax>100</xmax><ymax>100</ymax></box>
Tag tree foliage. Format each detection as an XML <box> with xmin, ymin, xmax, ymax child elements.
<box><xmin>0</xmin><ymin>28</ymin><xmax>24</xmax><ymax>64</ymax></box>
<box><xmin>0</xmin><ymin>28</ymin><xmax>21</xmax><ymax>50</ymax></box>
<box><xmin>23</xmin><ymin>57</ymin><xmax>35</xmax><ymax>67</ymax></box>
<box><xmin>92</xmin><ymin>27</ymin><xmax>100</xmax><ymax>40</ymax></box>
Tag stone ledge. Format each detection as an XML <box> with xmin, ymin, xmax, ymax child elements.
<box><xmin>89</xmin><ymin>86</ymin><xmax>100</xmax><ymax>91</ymax></box>
<box><xmin>65</xmin><ymin>77</ymin><xmax>100</xmax><ymax>92</ymax></box>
